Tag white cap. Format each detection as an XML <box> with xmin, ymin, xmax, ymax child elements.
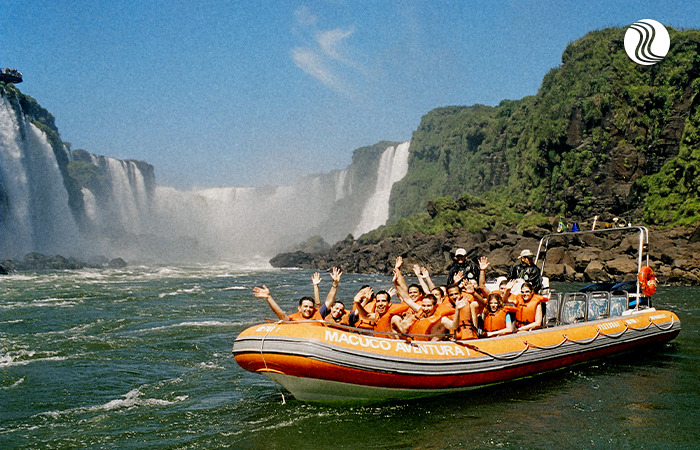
<box><xmin>519</xmin><ymin>249</ymin><xmax>534</xmax><ymax>258</ymax></box>
<box><xmin>455</xmin><ymin>248</ymin><xmax>467</xmax><ymax>256</ymax></box>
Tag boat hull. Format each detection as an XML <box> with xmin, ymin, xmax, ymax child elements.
<box><xmin>233</xmin><ymin>309</ymin><xmax>680</xmax><ymax>403</ymax></box>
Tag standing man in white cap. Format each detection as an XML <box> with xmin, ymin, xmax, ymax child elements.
<box><xmin>508</xmin><ymin>249</ymin><xmax>542</xmax><ymax>293</ymax></box>
<box><xmin>447</xmin><ymin>248</ymin><xmax>480</xmax><ymax>285</ymax></box>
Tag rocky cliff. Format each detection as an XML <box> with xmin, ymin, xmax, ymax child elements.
<box><xmin>271</xmin><ymin>222</ymin><xmax>700</xmax><ymax>286</ymax></box>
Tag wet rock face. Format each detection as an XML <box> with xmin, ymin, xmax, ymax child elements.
<box><xmin>271</xmin><ymin>225</ymin><xmax>700</xmax><ymax>286</ymax></box>
<box><xmin>1</xmin><ymin>253</ymin><xmax>128</xmax><ymax>272</ymax></box>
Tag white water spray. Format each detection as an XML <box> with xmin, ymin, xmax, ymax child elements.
<box><xmin>0</xmin><ymin>95</ymin><xmax>81</xmax><ymax>257</ymax></box>
<box><xmin>353</xmin><ymin>142</ymin><xmax>410</xmax><ymax>236</ymax></box>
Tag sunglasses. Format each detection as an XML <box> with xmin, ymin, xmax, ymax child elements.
<box><xmin>521</xmin><ymin>290</ymin><xmax>531</xmax><ymax>294</ymax></box>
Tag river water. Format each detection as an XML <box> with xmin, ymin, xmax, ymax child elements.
<box><xmin>1</xmin><ymin>265</ymin><xmax>698</xmax><ymax>448</ymax></box>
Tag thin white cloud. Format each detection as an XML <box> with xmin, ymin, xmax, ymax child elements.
<box><xmin>290</xmin><ymin>9</ymin><xmax>364</xmax><ymax>97</ymax></box>
<box><xmin>316</xmin><ymin>27</ymin><xmax>355</xmax><ymax>63</ymax></box>
<box><xmin>292</xmin><ymin>47</ymin><xmax>339</xmax><ymax>88</ymax></box>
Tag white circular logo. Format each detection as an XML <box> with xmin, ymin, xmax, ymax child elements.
<box><xmin>624</xmin><ymin>19</ymin><xmax>670</xmax><ymax>65</ymax></box>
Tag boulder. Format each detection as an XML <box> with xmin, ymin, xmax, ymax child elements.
<box><xmin>584</xmin><ymin>260</ymin><xmax>610</xmax><ymax>281</ymax></box>
<box><xmin>606</xmin><ymin>257</ymin><xmax>638</xmax><ymax>275</ymax></box>
<box><xmin>108</xmin><ymin>258</ymin><xmax>128</xmax><ymax>269</ymax></box>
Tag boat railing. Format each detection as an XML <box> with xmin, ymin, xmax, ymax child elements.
<box><xmin>545</xmin><ymin>288</ymin><xmax>650</xmax><ymax>327</ymax></box>
<box><xmin>535</xmin><ymin>225</ymin><xmax>650</xmax><ymax>312</ymax></box>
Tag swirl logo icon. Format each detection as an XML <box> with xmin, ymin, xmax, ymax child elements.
<box><xmin>624</xmin><ymin>19</ymin><xmax>670</xmax><ymax>65</ymax></box>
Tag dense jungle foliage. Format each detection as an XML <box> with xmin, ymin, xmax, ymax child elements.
<box><xmin>386</xmin><ymin>27</ymin><xmax>700</xmax><ymax>239</ymax></box>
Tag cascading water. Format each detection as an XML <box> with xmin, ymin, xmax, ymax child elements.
<box><xmin>0</xmin><ymin>94</ymin><xmax>81</xmax><ymax>257</ymax></box>
<box><xmin>353</xmin><ymin>142</ymin><xmax>410</xmax><ymax>236</ymax></box>
<box><xmin>1</xmin><ymin>88</ymin><xmax>411</xmax><ymax>263</ymax></box>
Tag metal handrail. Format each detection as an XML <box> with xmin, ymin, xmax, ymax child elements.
<box><xmin>534</xmin><ymin>226</ymin><xmax>650</xmax><ymax>311</ymax></box>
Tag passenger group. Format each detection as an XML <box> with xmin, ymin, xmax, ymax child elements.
<box><xmin>252</xmin><ymin>248</ymin><xmax>546</xmax><ymax>341</ymax></box>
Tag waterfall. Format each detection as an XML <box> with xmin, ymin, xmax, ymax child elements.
<box><xmin>1</xmin><ymin>90</ymin><xmax>410</xmax><ymax>263</ymax></box>
<box><xmin>353</xmin><ymin>141</ymin><xmax>410</xmax><ymax>236</ymax></box>
<box><xmin>333</xmin><ymin>169</ymin><xmax>349</xmax><ymax>201</ymax></box>
<box><xmin>78</xmin><ymin>154</ymin><xmax>152</xmax><ymax>237</ymax></box>
<box><xmin>0</xmin><ymin>95</ymin><xmax>81</xmax><ymax>257</ymax></box>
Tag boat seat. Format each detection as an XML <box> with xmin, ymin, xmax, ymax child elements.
<box><xmin>609</xmin><ymin>291</ymin><xmax>629</xmax><ymax>317</ymax></box>
<box><xmin>544</xmin><ymin>293</ymin><xmax>562</xmax><ymax>327</ymax></box>
<box><xmin>560</xmin><ymin>292</ymin><xmax>587</xmax><ymax>324</ymax></box>
<box><xmin>587</xmin><ymin>291</ymin><xmax>610</xmax><ymax>321</ymax></box>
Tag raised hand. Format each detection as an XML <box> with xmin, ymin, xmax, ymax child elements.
<box><xmin>394</xmin><ymin>256</ymin><xmax>403</xmax><ymax>270</ymax></box>
<box><xmin>311</xmin><ymin>272</ymin><xmax>322</xmax><ymax>286</ymax></box>
<box><xmin>354</xmin><ymin>286</ymin><xmax>373</xmax><ymax>303</ymax></box>
<box><xmin>413</xmin><ymin>264</ymin><xmax>422</xmax><ymax>277</ymax></box>
<box><xmin>253</xmin><ymin>285</ymin><xmax>270</xmax><ymax>299</ymax></box>
<box><xmin>453</xmin><ymin>270</ymin><xmax>464</xmax><ymax>284</ymax></box>
<box><xmin>330</xmin><ymin>267</ymin><xmax>342</xmax><ymax>284</ymax></box>
<box><xmin>479</xmin><ymin>256</ymin><xmax>490</xmax><ymax>271</ymax></box>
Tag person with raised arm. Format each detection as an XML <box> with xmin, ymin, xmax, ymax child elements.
<box><xmin>413</xmin><ymin>264</ymin><xmax>436</xmax><ymax>295</ymax></box>
<box><xmin>318</xmin><ymin>267</ymin><xmax>350</xmax><ymax>325</ymax></box>
<box><xmin>252</xmin><ymin>285</ymin><xmax>322</xmax><ymax>321</ymax></box>
<box><xmin>311</xmin><ymin>272</ymin><xmax>322</xmax><ymax>308</ymax></box>
<box><xmin>446</xmin><ymin>283</ymin><xmax>487</xmax><ymax>340</ymax></box>
<box><xmin>353</xmin><ymin>287</ymin><xmax>405</xmax><ymax>337</ymax></box>
<box><xmin>447</xmin><ymin>248</ymin><xmax>480</xmax><ymax>286</ymax></box>
<box><xmin>477</xmin><ymin>256</ymin><xmax>490</xmax><ymax>290</ymax></box>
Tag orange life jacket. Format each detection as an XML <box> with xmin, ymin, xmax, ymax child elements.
<box><xmin>408</xmin><ymin>305</ymin><xmax>453</xmax><ymax>340</ymax></box>
<box><xmin>454</xmin><ymin>306</ymin><xmax>478</xmax><ymax>340</ymax></box>
<box><xmin>324</xmin><ymin>312</ymin><xmax>350</xmax><ymax>325</ymax></box>
<box><xmin>354</xmin><ymin>300</ymin><xmax>376</xmax><ymax>329</ymax></box>
<box><xmin>515</xmin><ymin>294</ymin><xmax>547</xmax><ymax>325</ymax></box>
<box><xmin>373</xmin><ymin>303</ymin><xmax>410</xmax><ymax>333</ymax></box>
<box><xmin>482</xmin><ymin>303</ymin><xmax>519</xmax><ymax>333</ymax></box>
<box><xmin>434</xmin><ymin>300</ymin><xmax>456</xmax><ymax>317</ymax></box>
<box><xmin>288</xmin><ymin>309</ymin><xmax>323</xmax><ymax>321</ymax></box>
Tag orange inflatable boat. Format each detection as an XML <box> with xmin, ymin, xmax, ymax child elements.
<box><xmin>233</xmin><ymin>226</ymin><xmax>681</xmax><ymax>403</ymax></box>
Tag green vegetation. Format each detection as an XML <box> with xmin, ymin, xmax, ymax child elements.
<box><xmin>361</xmin><ymin>192</ymin><xmax>546</xmax><ymax>244</ymax></box>
<box><xmin>66</xmin><ymin>159</ymin><xmax>108</xmax><ymax>195</ymax></box>
<box><xmin>636</xmin><ymin>98</ymin><xmax>700</xmax><ymax>226</ymax></box>
<box><xmin>389</xmin><ymin>27</ymin><xmax>700</xmax><ymax>230</ymax></box>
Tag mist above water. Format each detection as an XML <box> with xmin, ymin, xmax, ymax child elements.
<box><xmin>1</xmin><ymin>94</ymin><xmax>410</xmax><ymax>263</ymax></box>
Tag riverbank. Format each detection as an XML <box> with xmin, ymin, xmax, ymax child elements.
<box><xmin>271</xmin><ymin>224</ymin><xmax>700</xmax><ymax>286</ymax></box>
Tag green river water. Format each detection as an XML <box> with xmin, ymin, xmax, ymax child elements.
<box><xmin>1</xmin><ymin>265</ymin><xmax>698</xmax><ymax>448</ymax></box>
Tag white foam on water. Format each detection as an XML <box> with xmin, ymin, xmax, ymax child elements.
<box><xmin>157</xmin><ymin>285</ymin><xmax>204</xmax><ymax>298</ymax></box>
<box><xmin>0</xmin><ymin>353</ymin><xmax>68</xmax><ymax>367</ymax></box>
<box><xmin>29</xmin><ymin>297</ymin><xmax>81</xmax><ymax>308</ymax></box>
<box><xmin>2</xmin><ymin>377</ymin><xmax>25</xmax><ymax>389</ymax></box>
<box><xmin>0</xmin><ymin>319</ymin><xmax>23</xmax><ymax>324</ymax></box>
<box><xmin>40</xmin><ymin>385</ymin><xmax>189</xmax><ymax>418</ymax></box>
<box><xmin>198</xmin><ymin>361</ymin><xmax>225</xmax><ymax>370</ymax></box>
<box><xmin>133</xmin><ymin>319</ymin><xmax>248</xmax><ymax>333</ymax></box>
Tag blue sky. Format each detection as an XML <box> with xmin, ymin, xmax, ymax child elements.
<box><xmin>1</xmin><ymin>1</ymin><xmax>697</xmax><ymax>189</ymax></box>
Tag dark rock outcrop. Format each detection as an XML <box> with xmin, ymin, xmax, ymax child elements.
<box><xmin>1</xmin><ymin>253</ymin><xmax>129</xmax><ymax>272</ymax></box>
<box><xmin>271</xmin><ymin>224</ymin><xmax>700</xmax><ymax>286</ymax></box>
